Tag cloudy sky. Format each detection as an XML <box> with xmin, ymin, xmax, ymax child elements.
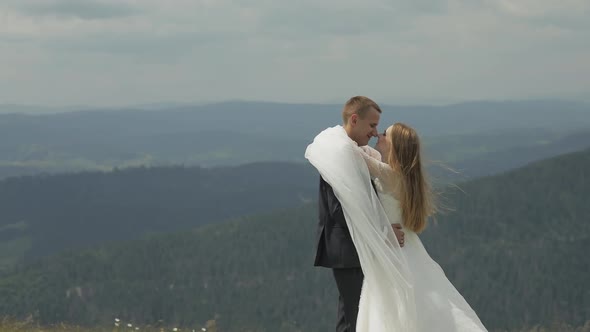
<box><xmin>0</xmin><ymin>0</ymin><xmax>589</xmax><ymax>107</ymax></box>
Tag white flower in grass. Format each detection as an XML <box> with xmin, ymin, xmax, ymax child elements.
<box><xmin>201</xmin><ymin>328</ymin><xmax>207</xmax><ymax>331</ymax></box>
<box><xmin>173</xmin><ymin>328</ymin><xmax>178</xmax><ymax>331</ymax></box>
<box><xmin>128</xmin><ymin>323</ymin><xmax>133</xmax><ymax>328</ymax></box>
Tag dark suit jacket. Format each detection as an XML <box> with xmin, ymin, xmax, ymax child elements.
<box><xmin>314</xmin><ymin>176</ymin><xmax>361</xmax><ymax>268</ymax></box>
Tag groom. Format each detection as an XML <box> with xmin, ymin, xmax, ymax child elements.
<box><xmin>314</xmin><ymin>96</ymin><xmax>405</xmax><ymax>332</ymax></box>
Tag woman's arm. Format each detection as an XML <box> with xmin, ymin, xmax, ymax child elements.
<box><xmin>358</xmin><ymin>146</ymin><xmax>395</xmax><ymax>181</ymax></box>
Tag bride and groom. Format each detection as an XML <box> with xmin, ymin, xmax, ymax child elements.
<box><xmin>305</xmin><ymin>96</ymin><xmax>488</xmax><ymax>331</ymax></box>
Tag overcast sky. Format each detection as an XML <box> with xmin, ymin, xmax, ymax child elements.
<box><xmin>1</xmin><ymin>0</ymin><xmax>589</xmax><ymax>107</ymax></box>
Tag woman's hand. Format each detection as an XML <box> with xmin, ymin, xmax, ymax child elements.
<box><xmin>392</xmin><ymin>223</ymin><xmax>405</xmax><ymax>247</ymax></box>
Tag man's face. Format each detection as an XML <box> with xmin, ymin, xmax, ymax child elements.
<box><xmin>350</xmin><ymin>108</ymin><xmax>380</xmax><ymax>146</ymax></box>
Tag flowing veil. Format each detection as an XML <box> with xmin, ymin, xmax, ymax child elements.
<box><xmin>305</xmin><ymin>125</ymin><xmax>418</xmax><ymax>331</ymax></box>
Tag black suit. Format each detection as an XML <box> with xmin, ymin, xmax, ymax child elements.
<box><xmin>315</xmin><ymin>176</ymin><xmax>368</xmax><ymax>332</ymax></box>
<box><xmin>315</xmin><ymin>176</ymin><xmax>361</xmax><ymax>268</ymax></box>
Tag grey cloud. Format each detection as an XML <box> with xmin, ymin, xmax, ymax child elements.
<box><xmin>256</xmin><ymin>0</ymin><xmax>450</xmax><ymax>40</ymax></box>
<box><xmin>43</xmin><ymin>31</ymin><xmax>245</xmax><ymax>61</ymax></box>
<box><xmin>529</xmin><ymin>14</ymin><xmax>590</xmax><ymax>31</ymax></box>
<box><xmin>481</xmin><ymin>0</ymin><xmax>590</xmax><ymax>31</ymax></box>
<box><xmin>19</xmin><ymin>0</ymin><xmax>140</xmax><ymax>20</ymax></box>
<box><xmin>259</xmin><ymin>6</ymin><xmax>405</xmax><ymax>38</ymax></box>
<box><xmin>392</xmin><ymin>0</ymin><xmax>449</xmax><ymax>14</ymax></box>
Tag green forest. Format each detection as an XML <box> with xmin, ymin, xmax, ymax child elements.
<box><xmin>1</xmin><ymin>149</ymin><xmax>588</xmax><ymax>331</ymax></box>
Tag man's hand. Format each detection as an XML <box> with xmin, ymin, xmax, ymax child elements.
<box><xmin>392</xmin><ymin>223</ymin><xmax>405</xmax><ymax>247</ymax></box>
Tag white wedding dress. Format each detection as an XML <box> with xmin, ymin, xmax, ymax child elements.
<box><xmin>305</xmin><ymin>125</ymin><xmax>487</xmax><ymax>332</ymax></box>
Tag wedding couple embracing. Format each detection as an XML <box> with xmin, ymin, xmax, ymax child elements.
<box><xmin>305</xmin><ymin>96</ymin><xmax>488</xmax><ymax>332</ymax></box>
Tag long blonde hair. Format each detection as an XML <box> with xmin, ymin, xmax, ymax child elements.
<box><xmin>386</xmin><ymin>123</ymin><xmax>436</xmax><ymax>233</ymax></box>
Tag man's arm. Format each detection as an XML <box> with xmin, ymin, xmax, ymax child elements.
<box><xmin>321</xmin><ymin>177</ymin><xmax>346</xmax><ymax>224</ymax></box>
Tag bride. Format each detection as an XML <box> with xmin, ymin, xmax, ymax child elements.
<box><xmin>305</xmin><ymin>122</ymin><xmax>487</xmax><ymax>331</ymax></box>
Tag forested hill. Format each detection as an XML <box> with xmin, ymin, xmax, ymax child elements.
<box><xmin>0</xmin><ymin>149</ymin><xmax>588</xmax><ymax>331</ymax></box>
<box><xmin>0</xmin><ymin>162</ymin><xmax>317</xmax><ymax>270</ymax></box>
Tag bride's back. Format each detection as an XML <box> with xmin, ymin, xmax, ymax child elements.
<box><xmin>372</xmin><ymin>176</ymin><xmax>404</xmax><ymax>227</ymax></box>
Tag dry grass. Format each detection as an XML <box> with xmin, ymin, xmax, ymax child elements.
<box><xmin>0</xmin><ymin>320</ymin><xmax>99</xmax><ymax>332</ymax></box>
<box><xmin>0</xmin><ymin>318</ymin><xmax>217</xmax><ymax>332</ymax></box>
<box><xmin>494</xmin><ymin>321</ymin><xmax>590</xmax><ymax>332</ymax></box>
<box><xmin>2</xmin><ymin>318</ymin><xmax>589</xmax><ymax>332</ymax></box>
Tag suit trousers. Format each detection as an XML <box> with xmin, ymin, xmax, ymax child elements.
<box><xmin>332</xmin><ymin>267</ymin><xmax>364</xmax><ymax>332</ymax></box>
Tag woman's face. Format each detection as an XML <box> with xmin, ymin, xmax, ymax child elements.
<box><xmin>375</xmin><ymin>125</ymin><xmax>393</xmax><ymax>156</ymax></box>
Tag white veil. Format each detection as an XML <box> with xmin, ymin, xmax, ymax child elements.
<box><xmin>305</xmin><ymin>125</ymin><xmax>418</xmax><ymax>331</ymax></box>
